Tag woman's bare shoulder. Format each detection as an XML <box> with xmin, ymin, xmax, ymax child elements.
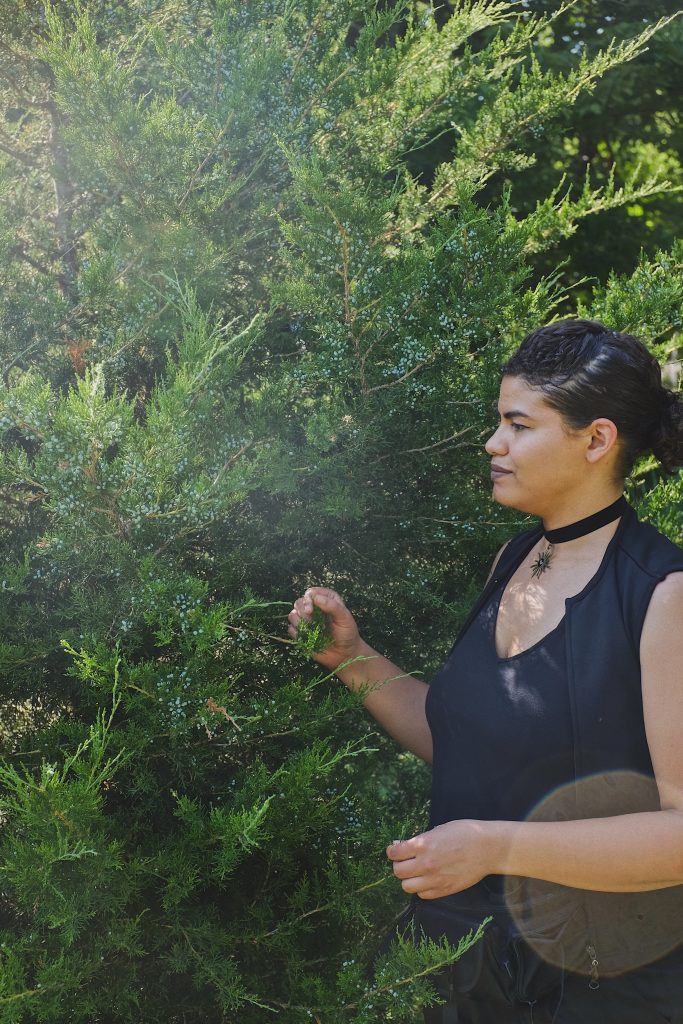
<box><xmin>485</xmin><ymin>541</ymin><xmax>510</xmax><ymax>585</ymax></box>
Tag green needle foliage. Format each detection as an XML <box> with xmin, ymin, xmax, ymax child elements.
<box><xmin>0</xmin><ymin>2</ymin><xmax>681</xmax><ymax>1021</ymax></box>
<box><xmin>296</xmin><ymin>606</ymin><xmax>334</xmax><ymax>657</ymax></box>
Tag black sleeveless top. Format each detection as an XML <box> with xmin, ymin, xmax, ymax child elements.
<box><xmin>410</xmin><ymin>508</ymin><xmax>683</xmax><ymax>976</ymax></box>
<box><xmin>425</xmin><ymin>563</ymin><xmax>574</xmax><ymax>832</ymax></box>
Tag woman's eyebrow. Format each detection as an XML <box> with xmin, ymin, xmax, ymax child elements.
<box><xmin>501</xmin><ymin>409</ymin><xmax>533</xmax><ymax>420</ymax></box>
<box><xmin>492</xmin><ymin>405</ymin><xmax>534</xmax><ymax>420</ymax></box>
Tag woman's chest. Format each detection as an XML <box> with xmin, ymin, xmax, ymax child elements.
<box><xmin>495</xmin><ymin>553</ymin><xmax>603</xmax><ymax>659</ymax></box>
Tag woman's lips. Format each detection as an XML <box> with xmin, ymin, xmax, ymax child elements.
<box><xmin>490</xmin><ymin>465</ymin><xmax>512</xmax><ymax>480</ymax></box>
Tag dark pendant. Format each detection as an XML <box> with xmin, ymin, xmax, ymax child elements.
<box><xmin>530</xmin><ymin>543</ymin><xmax>554</xmax><ymax>578</ymax></box>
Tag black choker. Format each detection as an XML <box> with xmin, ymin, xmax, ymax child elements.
<box><xmin>530</xmin><ymin>496</ymin><xmax>628</xmax><ymax>579</ymax></box>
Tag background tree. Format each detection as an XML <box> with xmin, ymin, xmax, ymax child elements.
<box><xmin>405</xmin><ymin>1</ymin><xmax>683</xmax><ymax>302</ymax></box>
<box><xmin>499</xmin><ymin>0</ymin><xmax>683</xmax><ymax>300</ymax></box>
<box><xmin>0</xmin><ymin>2</ymin><xmax>681</xmax><ymax>1021</ymax></box>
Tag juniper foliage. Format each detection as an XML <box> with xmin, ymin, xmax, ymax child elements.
<box><xmin>0</xmin><ymin>2</ymin><xmax>681</xmax><ymax>1021</ymax></box>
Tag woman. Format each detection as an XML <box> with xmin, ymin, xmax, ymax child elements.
<box><xmin>287</xmin><ymin>320</ymin><xmax>683</xmax><ymax>1023</ymax></box>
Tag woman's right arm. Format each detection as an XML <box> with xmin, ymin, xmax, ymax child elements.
<box><xmin>288</xmin><ymin>587</ymin><xmax>433</xmax><ymax>764</ymax></box>
<box><xmin>288</xmin><ymin>543</ymin><xmax>508</xmax><ymax>766</ymax></box>
<box><xmin>334</xmin><ymin>639</ymin><xmax>433</xmax><ymax>764</ymax></box>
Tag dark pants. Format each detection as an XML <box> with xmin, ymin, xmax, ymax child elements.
<box><xmin>420</xmin><ymin>931</ymin><xmax>683</xmax><ymax>1024</ymax></box>
<box><xmin>372</xmin><ymin>899</ymin><xmax>683</xmax><ymax>1024</ymax></box>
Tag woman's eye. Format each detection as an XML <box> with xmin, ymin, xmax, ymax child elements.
<box><xmin>490</xmin><ymin>420</ymin><xmax>526</xmax><ymax>432</ymax></box>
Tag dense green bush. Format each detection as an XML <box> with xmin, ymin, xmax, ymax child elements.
<box><xmin>0</xmin><ymin>2</ymin><xmax>681</xmax><ymax>1021</ymax></box>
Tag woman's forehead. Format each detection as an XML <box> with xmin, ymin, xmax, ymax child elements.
<box><xmin>497</xmin><ymin>375</ymin><xmax>548</xmax><ymax>415</ymax></box>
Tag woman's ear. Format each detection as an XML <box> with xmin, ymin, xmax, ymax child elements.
<box><xmin>585</xmin><ymin>418</ymin><xmax>619</xmax><ymax>464</ymax></box>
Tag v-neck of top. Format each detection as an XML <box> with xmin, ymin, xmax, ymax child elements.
<box><xmin>492</xmin><ymin>513</ymin><xmax>627</xmax><ymax>661</ymax></box>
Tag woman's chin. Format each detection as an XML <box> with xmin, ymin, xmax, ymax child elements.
<box><xmin>491</xmin><ymin>482</ymin><xmax>532</xmax><ymax>514</ymax></box>
<box><xmin>491</xmin><ymin>483</ymin><xmax>516</xmax><ymax>507</ymax></box>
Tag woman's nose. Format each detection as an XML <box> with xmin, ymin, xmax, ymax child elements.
<box><xmin>485</xmin><ymin>425</ymin><xmax>506</xmax><ymax>456</ymax></box>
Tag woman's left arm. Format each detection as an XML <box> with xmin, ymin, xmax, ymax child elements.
<box><xmin>388</xmin><ymin>572</ymin><xmax>683</xmax><ymax>898</ymax></box>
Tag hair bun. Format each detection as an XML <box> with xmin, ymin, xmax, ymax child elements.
<box><xmin>650</xmin><ymin>388</ymin><xmax>683</xmax><ymax>475</ymax></box>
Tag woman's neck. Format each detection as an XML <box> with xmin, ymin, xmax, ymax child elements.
<box><xmin>540</xmin><ymin>490</ymin><xmax>625</xmax><ymax>534</ymax></box>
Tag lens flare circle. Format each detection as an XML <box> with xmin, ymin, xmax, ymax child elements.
<box><xmin>502</xmin><ymin>771</ymin><xmax>683</xmax><ymax>975</ymax></box>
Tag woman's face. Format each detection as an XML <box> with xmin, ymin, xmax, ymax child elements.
<box><xmin>484</xmin><ymin>375</ymin><xmax>616</xmax><ymax>517</ymax></box>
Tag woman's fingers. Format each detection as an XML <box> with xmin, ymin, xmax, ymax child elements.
<box><xmin>289</xmin><ymin>588</ymin><xmax>345</xmax><ymax>623</ymax></box>
<box><xmin>387</xmin><ymin>837</ymin><xmax>420</xmax><ymax>860</ymax></box>
<box><xmin>304</xmin><ymin>587</ymin><xmax>345</xmax><ymax>612</ymax></box>
<box><xmin>289</xmin><ymin>597</ymin><xmax>313</xmax><ymax>622</ymax></box>
<box><xmin>391</xmin><ymin>857</ymin><xmax>418</xmax><ymax>880</ymax></box>
<box><xmin>287</xmin><ymin>594</ymin><xmax>323</xmax><ymax>640</ymax></box>
<box><xmin>287</xmin><ymin>601</ymin><xmax>308</xmax><ymax>639</ymax></box>
<box><xmin>288</xmin><ymin>586</ymin><xmax>356</xmax><ymax>649</ymax></box>
<box><xmin>400</xmin><ymin>876</ymin><xmax>428</xmax><ymax>895</ymax></box>
<box><xmin>304</xmin><ymin>586</ymin><xmax>343</xmax><ymax>602</ymax></box>
<box><xmin>389</xmin><ymin>856</ymin><xmax>429</xmax><ymax>894</ymax></box>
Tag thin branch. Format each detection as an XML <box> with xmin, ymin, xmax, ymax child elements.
<box><xmin>0</xmin><ymin>137</ymin><xmax>43</xmax><ymax>170</ymax></box>
<box><xmin>252</xmin><ymin>877</ymin><xmax>387</xmax><ymax>943</ymax></box>
<box><xmin>177</xmin><ymin>111</ymin><xmax>236</xmax><ymax>209</ymax></box>
<box><xmin>2</xmin><ymin>340</ymin><xmax>43</xmax><ymax>385</ymax></box>
<box><xmin>342</xmin><ymin>919</ymin><xmax>491</xmax><ymax>1010</ymax></box>
<box><xmin>9</xmin><ymin>242</ymin><xmax>53</xmax><ymax>277</ymax></box>
<box><xmin>366</xmin><ymin>354</ymin><xmax>435</xmax><ymax>395</ymax></box>
<box><xmin>0</xmin><ymin>986</ymin><xmax>59</xmax><ymax>1005</ymax></box>
<box><xmin>400</xmin><ymin>426</ymin><xmax>476</xmax><ymax>454</ymax></box>
<box><xmin>331</xmin><ymin>212</ymin><xmax>368</xmax><ymax>394</ymax></box>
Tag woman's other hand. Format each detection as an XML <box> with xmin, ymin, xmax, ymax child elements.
<box><xmin>386</xmin><ymin>820</ymin><xmax>501</xmax><ymax>899</ymax></box>
<box><xmin>288</xmin><ymin>587</ymin><xmax>366</xmax><ymax>671</ymax></box>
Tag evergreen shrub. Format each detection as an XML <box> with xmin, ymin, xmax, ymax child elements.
<box><xmin>0</xmin><ymin>2</ymin><xmax>681</xmax><ymax>1020</ymax></box>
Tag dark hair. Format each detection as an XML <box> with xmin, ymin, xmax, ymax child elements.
<box><xmin>500</xmin><ymin>319</ymin><xmax>683</xmax><ymax>480</ymax></box>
